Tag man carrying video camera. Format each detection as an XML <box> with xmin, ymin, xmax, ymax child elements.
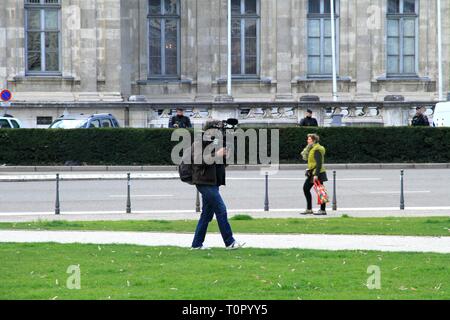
<box><xmin>190</xmin><ymin>120</ymin><xmax>245</xmax><ymax>250</ymax></box>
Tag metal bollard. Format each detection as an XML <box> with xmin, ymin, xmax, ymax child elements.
<box><xmin>196</xmin><ymin>190</ymin><xmax>201</xmax><ymax>213</ymax></box>
<box><xmin>126</xmin><ymin>173</ymin><xmax>131</xmax><ymax>214</ymax></box>
<box><xmin>55</xmin><ymin>173</ymin><xmax>60</xmax><ymax>215</ymax></box>
<box><xmin>400</xmin><ymin>170</ymin><xmax>405</xmax><ymax>210</ymax></box>
<box><xmin>264</xmin><ymin>172</ymin><xmax>269</xmax><ymax>212</ymax></box>
<box><xmin>332</xmin><ymin>171</ymin><xmax>337</xmax><ymax>211</ymax></box>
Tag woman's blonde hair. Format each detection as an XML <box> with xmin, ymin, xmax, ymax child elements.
<box><xmin>307</xmin><ymin>133</ymin><xmax>320</xmax><ymax>143</ymax></box>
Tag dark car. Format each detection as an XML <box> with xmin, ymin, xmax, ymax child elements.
<box><xmin>49</xmin><ymin>114</ymin><xmax>120</xmax><ymax>129</ymax></box>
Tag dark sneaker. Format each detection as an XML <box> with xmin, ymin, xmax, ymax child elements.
<box><xmin>314</xmin><ymin>210</ymin><xmax>327</xmax><ymax>216</ymax></box>
<box><xmin>301</xmin><ymin>209</ymin><xmax>314</xmax><ymax>215</ymax></box>
<box><xmin>226</xmin><ymin>241</ymin><xmax>246</xmax><ymax>250</ymax></box>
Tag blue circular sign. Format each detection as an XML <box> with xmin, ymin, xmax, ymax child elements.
<box><xmin>1</xmin><ymin>90</ymin><xmax>12</xmax><ymax>102</ymax></box>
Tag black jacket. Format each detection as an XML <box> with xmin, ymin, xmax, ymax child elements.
<box><xmin>191</xmin><ymin>141</ymin><xmax>226</xmax><ymax>186</ymax></box>
<box><xmin>169</xmin><ymin>115</ymin><xmax>192</xmax><ymax>128</ymax></box>
<box><xmin>300</xmin><ymin>117</ymin><xmax>319</xmax><ymax>127</ymax></box>
<box><xmin>411</xmin><ymin>114</ymin><xmax>430</xmax><ymax>127</ymax></box>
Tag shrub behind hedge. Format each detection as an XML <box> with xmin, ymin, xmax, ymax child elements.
<box><xmin>0</xmin><ymin>127</ymin><xmax>448</xmax><ymax>165</ymax></box>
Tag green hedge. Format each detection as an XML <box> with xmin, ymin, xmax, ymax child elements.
<box><xmin>0</xmin><ymin>127</ymin><xmax>449</xmax><ymax>165</ymax></box>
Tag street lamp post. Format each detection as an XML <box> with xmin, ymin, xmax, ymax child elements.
<box><xmin>330</xmin><ymin>0</ymin><xmax>338</xmax><ymax>102</ymax></box>
<box><xmin>437</xmin><ymin>0</ymin><xmax>444</xmax><ymax>101</ymax></box>
<box><xmin>227</xmin><ymin>0</ymin><xmax>232</xmax><ymax>97</ymax></box>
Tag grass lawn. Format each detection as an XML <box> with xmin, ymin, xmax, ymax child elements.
<box><xmin>0</xmin><ymin>243</ymin><xmax>448</xmax><ymax>300</ymax></box>
<box><xmin>0</xmin><ymin>216</ymin><xmax>449</xmax><ymax>237</ymax></box>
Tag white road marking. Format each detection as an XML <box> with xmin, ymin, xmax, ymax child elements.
<box><xmin>1</xmin><ymin>206</ymin><xmax>450</xmax><ymax>216</ymax></box>
<box><xmin>228</xmin><ymin>177</ymin><xmax>382</xmax><ymax>181</ymax></box>
<box><xmin>370</xmin><ymin>191</ymin><xmax>431</xmax><ymax>194</ymax></box>
<box><xmin>109</xmin><ymin>195</ymin><xmax>174</xmax><ymax>198</ymax></box>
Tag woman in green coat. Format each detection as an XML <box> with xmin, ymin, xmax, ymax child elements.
<box><xmin>300</xmin><ymin>133</ymin><xmax>328</xmax><ymax>216</ymax></box>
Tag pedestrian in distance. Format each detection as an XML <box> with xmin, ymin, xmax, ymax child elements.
<box><xmin>169</xmin><ymin>108</ymin><xmax>192</xmax><ymax>128</ymax></box>
<box><xmin>190</xmin><ymin>120</ymin><xmax>245</xmax><ymax>250</ymax></box>
<box><xmin>411</xmin><ymin>106</ymin><xmax>430</xmax><ymax>127</ymax></box>
<box><xmin>299</xmin><ymin>109</ymin><xmax>319</xmax><ymax>127</ymax></box>
<box><xmin>300</xmin><ymin>133</ymin><xmax>328</xmax><ymax>216</ymax></box>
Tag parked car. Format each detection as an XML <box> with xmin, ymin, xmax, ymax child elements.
<box><xmin>49</xmin><ymin>114</ymin><xmax>120</xmax><ymax>129</ymax></box>
<box><xmin>433</xmin><ymin>102</ymin><xmax>450</xmax><ymax>127</ymax></box>
<box><xmin>0</xmin><ymin>115</ymin><xmax>23</xmax><ymax>128</ymax></box>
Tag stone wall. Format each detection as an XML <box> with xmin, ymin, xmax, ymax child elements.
<box><xmin>0</xmin><ymin>0</ymin><xmax>448</xmax><ymax>126</ymax></box>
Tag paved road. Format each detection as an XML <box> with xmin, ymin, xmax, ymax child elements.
<box><xmin>0</xmin><ymin>169</ymin><xmax>449</xmax><ymax>216</ymax></box>
<box><xmin>0</xmin><ymin>230</ymin><xmax>449</xmax><ymax>253</ymax></box>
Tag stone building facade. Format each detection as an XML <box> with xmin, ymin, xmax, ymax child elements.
<box><xmin>0</xmin><ymin>0</ymin><xmax>449</xmax><ymax>128</ymax></box>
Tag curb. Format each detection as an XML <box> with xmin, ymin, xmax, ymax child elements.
<box><xmin>0</xmin><ymin>163</ymin><xmax>449</xmax><ymax>173</ymax></box>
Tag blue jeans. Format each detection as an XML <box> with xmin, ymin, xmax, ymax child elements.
<box><xmin>192</xmin><ymin>185</ymin><xmax>235</xmax><ymax>248</ymax></box>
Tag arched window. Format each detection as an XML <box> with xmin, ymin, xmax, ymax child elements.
<box><xmin>148</xmin><ymin>0</ymin><xmax>180</xmax><ymax>77</ymax></box>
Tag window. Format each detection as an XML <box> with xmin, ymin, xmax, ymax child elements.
<box><xmin>386</xmin><ymin>0</ymin><xmax>418</xmax><ymax>76</ymax></box>
<box><xmin>307</xmin><ymin>0</ymin><xmax>339</xmax><ymax>77</ymax></box>
<box><xmin>36</xmin><ymin>116</ymin><xmax>53</xmax><ymax>126</ymax></box>
<box><xmin>88</xmin><ymin>120</ymin><xmax>101</xmax><ymax>128</ymax></box>
<box><xmin>10</xmin><ymin>120</ymin><xmax>20</xmax><ymax>128</ymax></box>
<box><xmin>101</xmin><ymin>119</ymin><xmax>112</xmax><ymax>128</ymax></box>
<box><xmin>0</xmin><ymin>120</ymin><xmax>12</xmax><ymax>129</ymax></box>
<box><xmin>148</xmin><ymin>0</ymin><xmax>180</xmax><ymax>78</ymax></box>
<box><xmin>25</xmin><ymin>0</ymin><xmax>61</xmax><ymax>74</ymax></box>
<box><xmin>231</xmin><ymin>0</ymin><xmax>260</xmax><ymax>77</ymax></box>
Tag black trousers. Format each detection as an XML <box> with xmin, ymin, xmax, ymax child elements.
<box><xmin>303</xmin><ymin>177</ymin><xmax>326</xmax><ymax>211</ymax></box>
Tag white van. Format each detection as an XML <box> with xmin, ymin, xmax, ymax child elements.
<box><xmin>0</xmin><ymin>115</ymin><xmax>22</xmax><ymax>128</ymax></box>
<box><xmin>433</xmin><ymin>102</ymin><xmax>450</xmax><ymax>127</ymax></box>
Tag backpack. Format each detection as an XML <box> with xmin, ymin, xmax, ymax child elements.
<box><xmin>178</xmin><ymin>146</ymin><xmax>194</xmax><ymax>185</ymax></box>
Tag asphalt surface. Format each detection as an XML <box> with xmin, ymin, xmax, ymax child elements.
<box><xmin>0</xmin><ymin>169</ymin><xmax>449</xmax><ymax>216</ymax></box>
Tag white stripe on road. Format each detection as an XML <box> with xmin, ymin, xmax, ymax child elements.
<box><xmin>109</xmin><ymin>195</ymin><xmax>174</xmax><ymax>198</ymax></box>
<box><xmin>1</xmin><ymin>206</ymin><xmax>450</xmax><ymax>217</ymax></box>
<box><xmin>370</xmin><ymin>191</ymin><xmax>431</xmax><ymax>194</ymax></box>
<box><xmin>228</xmin><ymin>178</ymin><xmax>382</xmax><ymax>181</ymax></box>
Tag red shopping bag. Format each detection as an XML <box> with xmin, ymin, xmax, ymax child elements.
<box><xmin>313</xmin><ymin>180</ymin><xmax>330</xmax><ymax>205</ymax></box>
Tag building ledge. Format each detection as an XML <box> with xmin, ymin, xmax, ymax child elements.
<box><xmin>11</xmin><ymin>75</ymin><xmax>78</xmax><ymax>83</ymax></box>
<box><xmin>136</xmin><ymin>78</ymin><xmax>194</xmax><ymax>85</ymax></box>
<box><xmin>375</xmin><ymin>76</ymin><xmax>433</xmax><ymax>82</ymax></box>
<box><xmin>215</xmin><ymin>77</ymin><xmax>274</xmax><ymax>85</ymax></box>
<box><xmin>293</xmin><ymin>76</ymin><xmax>353</xmax><ymax>83</ymax></box>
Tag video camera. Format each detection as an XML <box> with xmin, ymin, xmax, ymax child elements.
<box><xmin>209</xmin><ymin>118</ymin><xmax>239</xmax><ymax>131</ymax></box>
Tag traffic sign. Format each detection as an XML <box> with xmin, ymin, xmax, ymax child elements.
<box><xmin>1</xmin><ymin>89</ymin><xmax>12</xmax><ymax>102</ymax></box>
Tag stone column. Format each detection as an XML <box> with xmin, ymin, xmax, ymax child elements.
<box><xmin>371</xmin><ymin>0</ymin><xmax>386</xmax><ymax>99</ymax></box>
<box><xmin>195</xmin><ymin>0</ymin><xmax>213</xmax><ymax>101</ymax></box>
<box><xmin>79</xmin><ymin>0</ymin><xmax>98</xmax><ymax>95</ymax></box>
<box><xmin>104</xmin><ymin>0</ymin><xmax>122</xmax><ymax>95</ymax></box>
<box><xmin>0</xmin><ymin>2</ymin><xmax>7</xmax><ymax>88</ymax></box>
<box><xmin>275</xmin><ymin>0</ymin><xmax>293</xmax><ymax>101</ymax></box>
<box><xmin>5</xmin><ymin>0</ymin><xmax>24</xmax><ymax>82</ymax></box>
<box><xmin>355</xmin><ymin>0</ymin><xmax>372</xmax><ymax>100</ymax></box>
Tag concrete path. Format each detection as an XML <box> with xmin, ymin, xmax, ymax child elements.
<box><xmin>0</xmin><ymin>230</ymin><xmax>449</xmax><ymax>254</ymax></box>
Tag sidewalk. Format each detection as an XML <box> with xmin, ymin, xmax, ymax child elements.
<box><xmin>1</xmin><ymin>163</ymin><xmax>449</xmax><ymax>174</ymax></box>
<box><xmin>0</xmin><ymin>230</ymin><xmax>449</xmax><ymax>253</ymax></box>
<box><xmin>1</xmin><ymin>208</ymin><xmax>450</xmax><ymax>223</ymax></box>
